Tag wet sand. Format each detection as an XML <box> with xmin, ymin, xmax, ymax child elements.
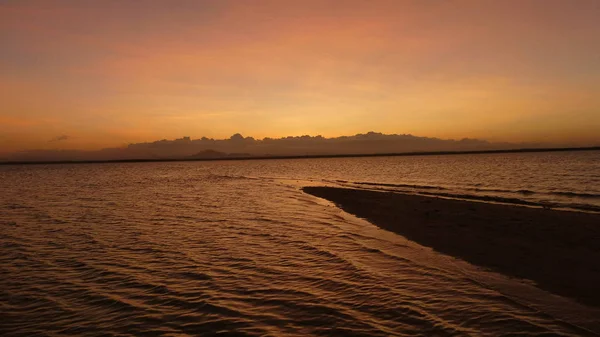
<box><xmin>303</xmin><ymin>186</ymin><xmax>600</xmax><ymax>308</ymax></box>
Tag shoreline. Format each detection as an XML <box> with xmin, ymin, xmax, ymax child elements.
<box><xmin>302</xmin><ymin>186</ymin><xmax>600</xmax><ymax>308</ymax></box>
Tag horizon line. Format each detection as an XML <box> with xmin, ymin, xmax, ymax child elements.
<box><xmin>2</xmin><ymin>146</ymin><xmax>599</xmax><ymax>166</ymax></box>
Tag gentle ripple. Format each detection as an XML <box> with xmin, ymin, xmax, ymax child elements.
<box><xmin>1</xmin><ymin>155</ymin><xmax>599</xmax><ymax>336</ymax></box>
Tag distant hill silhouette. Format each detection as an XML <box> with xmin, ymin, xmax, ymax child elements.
<box><xmin>0</xmin><ymin>131</ymin><xmax>579</xmax><ymax>163</ymax></box>
<box><xmin>189</xmin><ymin>149</ymin><xmax>251</xmax><ymax>159</ymax></box>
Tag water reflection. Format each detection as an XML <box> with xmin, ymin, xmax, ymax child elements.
<box><xmin>1</xmin><ymin>154</ymin><xmax>599</xmax><ymax>335</ymax></box>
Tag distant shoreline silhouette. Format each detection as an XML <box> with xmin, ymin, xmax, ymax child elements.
<box><xmin>3</xmin><ymin>131</ymin><xmax>600</xmax><ymax>164</ymax></box>
<box><xmin>1</xmin><ymin>146</ymin><xmax>598</xmax><ymax>166</ymax></box>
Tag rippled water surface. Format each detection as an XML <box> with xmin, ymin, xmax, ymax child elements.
<box><xmin>1</xmin><ymin>152</ymin><xmax>599</xmax><ymax>336</ymax></box>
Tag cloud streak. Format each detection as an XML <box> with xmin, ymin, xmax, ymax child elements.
<box><xmin>49</xmin><ymin>135</ymin><xmax>70</xmax><ymax>142</ymax></box>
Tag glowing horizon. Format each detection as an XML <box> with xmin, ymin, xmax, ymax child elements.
<box><xmin>1</xmin><ymin>0</ymin><xmax>599</xmax><ymax>152</ymax></box>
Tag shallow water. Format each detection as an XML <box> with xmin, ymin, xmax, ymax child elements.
<box><xmin>1</xmin><ymin>152</ymin><xmax>599</xmax><ymax>336</ymax></box>
<box><xmin>238</xmin><ymin>151</ymin><xmax>600</xmax><ymax>212</ymax></box>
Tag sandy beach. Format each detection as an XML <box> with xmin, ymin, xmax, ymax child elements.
<box><xmin>303</xmin><ymin>186</ymin><xmax>600</xmax><ymax>308</ymax></box>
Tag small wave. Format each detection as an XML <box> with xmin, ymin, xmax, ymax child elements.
<box><xmin>465</xmin><ymin>187</ymin><xmax>600</xmax><ymax>199</ymax></box>
<box><xmin>3</xmin><ymin>203</ymin><xmax>33</xmax><ymax>210</ymax></box>
<box><xmin>205</xmin><ymin>173</ymin><xmax>257</xmax><ymax>181</ymax></box>
<box><xmin>458</xmin><ymin>187</ymin><xmax>536</xmax><ymax>195</ymax></box>
<box><xmin>354</xmin><ymin>181</ymin><xmax>448</xmax><ymax>191</ymax></box>
<box><xmin>548</xmin><ymin>191</ymin><xmax>600</xmax><ymax>199</ymax></box>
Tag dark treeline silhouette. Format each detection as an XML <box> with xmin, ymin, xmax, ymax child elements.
<box><xmin>1</xmin><ymin>132</ymin><xmax>598</xmax><ymax>163</ymax></box>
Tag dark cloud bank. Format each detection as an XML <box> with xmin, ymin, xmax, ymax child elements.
<box><xmin>0</xmin><ymin>132</ymin><xmax>585</xmax><ymax>163</ymax></box>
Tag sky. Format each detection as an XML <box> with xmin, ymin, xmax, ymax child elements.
<box><xmin>1</xmin><ymin>0</ymin><xmax>599</xmax><ymax>152</ymax></box>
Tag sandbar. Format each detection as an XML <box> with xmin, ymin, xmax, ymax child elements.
<box><xmin>303</xmin><ymin>186</ymin><xmax>600</xmax><ymax>308</ymax></box>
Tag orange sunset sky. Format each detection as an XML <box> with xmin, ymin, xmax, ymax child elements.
<box><xmin>1</xmin><ymin>0</ymin><xmax>599</xmax><ymax>152</ymax></box>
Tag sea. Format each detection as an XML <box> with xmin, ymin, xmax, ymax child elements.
<box><xmin>1</xmin><ymin>150</ymin><xmax>599</xmax><ymax>336</ymax></box>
